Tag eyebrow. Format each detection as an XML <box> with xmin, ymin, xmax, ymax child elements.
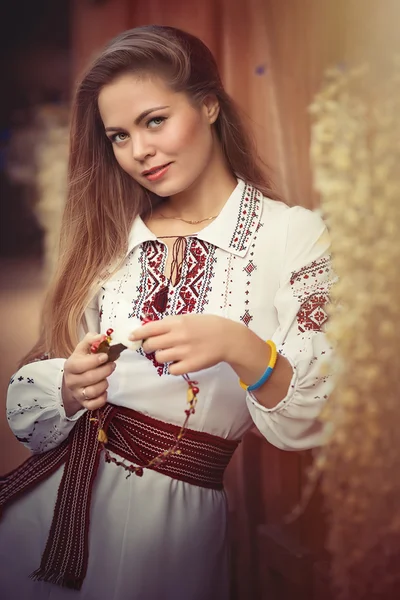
<box><xmin>104</xmin><ymin>105</ymin><xmax>170</xmax><ymax>132</ymax></box>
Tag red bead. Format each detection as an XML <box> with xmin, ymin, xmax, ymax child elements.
<box><xmin>192</xmin><ymin>386</ymin><xmax>199</xmax><ymax>395</ymax></box>
<box><xmin>142</xmin><ymin>317</ymin><xmax>152</xmax><ymax>324</ymax></box>
<box><xmin>185</xmin><ymin>409</ymin><xmax>191</xmax><ymax>416</ymax></box>
<box><xmin>90</xmin><ymin>343</ymin><xmax>99</xmax><ymax>353</ymax></box>
<box><xmin>135</xmin><ymin>467</ymin><xmax>144</xmax><ymax>477</ymax></box>
<box><xmin>106</xmin><ymin>328</ymin><xmax>114</xmax><ymax>336</ymax></box>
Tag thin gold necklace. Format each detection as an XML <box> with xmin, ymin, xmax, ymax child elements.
<box><xmin>157</xmin><ymin>213</ymin><xmax>218</xmax><ymax>225</ymax></box>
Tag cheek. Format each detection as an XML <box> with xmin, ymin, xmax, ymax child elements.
<box><xmin>112</xmin><ymin>148</ymin><xmax>132</xmax><ymax>173</ymax></box>
<box><xmin>167</xmin><ymin>115</ymin><xmax>211</xmax><ymax>157</ymax></box>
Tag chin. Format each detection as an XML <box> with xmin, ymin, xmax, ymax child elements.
<box><xmin>140</xmin><ymin>175</ymin><xmax>194</xmax><ymax>198</ymax></box>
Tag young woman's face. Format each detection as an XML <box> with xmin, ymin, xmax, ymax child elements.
<box><xmin>98</xmin><ymin>73</ymin><xmax>219</xmax><ymax>197</ymax></box>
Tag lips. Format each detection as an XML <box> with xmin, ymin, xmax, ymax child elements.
<box><xmin>142</xmin><ymin>162</ymin><xmax>172</xmax><ymax>177</ymax></box>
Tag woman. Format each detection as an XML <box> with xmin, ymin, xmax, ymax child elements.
<box><xmin>0</xmin><ymin>25</ymin><xmax>335</xmax><ymax>600</ymax></box>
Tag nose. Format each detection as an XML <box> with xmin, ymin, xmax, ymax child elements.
<box><xmin>132</xmin><ymin>132</ymin><xmax>156</xmax><ymax>162</ymax></box>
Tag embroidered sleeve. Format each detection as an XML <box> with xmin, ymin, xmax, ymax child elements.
<box><xmin>5</xmin><ymin>297</ymin><xmax>100</xmax><ymax>454</ymax></box>
<box><xmin>6</xmin><ymin>358</ymin><xmax>85</xmax><ymax>453</ymax></box>
<box><xmin>246</xmin><ymin>206</ymin><xmax>337</xmax><ymax>450</ymax></box>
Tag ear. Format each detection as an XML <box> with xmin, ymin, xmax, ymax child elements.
<box><xmin>202</xmin><ymin>95</ymin><xmax>220</xmax><ymax>125</ymax></box>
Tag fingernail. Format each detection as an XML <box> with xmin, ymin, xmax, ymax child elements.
<box><xmin>98</xmin><ymin>353</ymin><xmax>108</xmax><ymax>363</ymax></box>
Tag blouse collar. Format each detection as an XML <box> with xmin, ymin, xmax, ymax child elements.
<box><xmin>126</xmin><ymin>179</ymin><xmax>263</xmax><ymax>258</ymax></box>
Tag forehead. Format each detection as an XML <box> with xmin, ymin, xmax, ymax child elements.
<box><xmin>98</xmin><ymin>73</ymin><xmax>183</xmax><ymax>125</ymax></box>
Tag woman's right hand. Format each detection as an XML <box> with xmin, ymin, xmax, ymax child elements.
<box><xmin>62</xmin><ymin>333</ymin><xmax>116</xmax><ymax>417</ymax></box>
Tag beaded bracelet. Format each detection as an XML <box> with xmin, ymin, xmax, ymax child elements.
<box><xmin>239</xmin><ymin>339</ymin><xmax>278</xmax><ymax>392</ymax></box>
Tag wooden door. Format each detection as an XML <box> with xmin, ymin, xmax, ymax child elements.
<box><xmin>238</xmin><ymin>429</ymin><xmax>333</xmax><ymax>600</ymax></box>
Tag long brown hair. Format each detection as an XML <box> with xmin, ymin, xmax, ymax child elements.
<box><xmin>25</xmin><ymin>25</ymin><xmax>276</xmax><ymax>363</ymax></box>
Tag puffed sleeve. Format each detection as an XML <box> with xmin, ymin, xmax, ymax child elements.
<box><xmin>246</xmin><ymin>206</ymin><xmax>337</xmax><ymax>450</ymax></box>
<box><xmin>6</xmin><ymin>294</ymin><xmax>100</xmax><ymax>454</ymax></box>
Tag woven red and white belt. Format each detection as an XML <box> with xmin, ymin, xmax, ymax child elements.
<box><xmin>0</xmin><ymin>404</ymin><xmax>240</xmax><ymax>590</ymax></box>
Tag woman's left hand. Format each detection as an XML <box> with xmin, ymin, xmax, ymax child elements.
<box><xmin>129</xmin><ymin>315</ymin><xmax>237</xmax><ymax>375</ymax></box>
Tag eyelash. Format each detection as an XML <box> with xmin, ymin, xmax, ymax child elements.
<box><xmin>147</xmin><ymin>116</ymin><xmax>167</xmax><ymax>129</ymax></box>
<box><xmin>109</xmin><ymin>132</ymin><xmax>128</xmax><ymax>144</ymax></box>
<box><xmin>109</xmin><ymin>116</ymin><xmax>167</xmax><ymax>144</ymax></box>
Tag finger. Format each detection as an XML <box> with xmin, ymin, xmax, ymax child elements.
<box><xmin>168</xmin><ymin>357</ymin><xmax>201</xmax><ymax>376</ymax></box>
<box><xmin>82</xmin><ymin>393</ymin><xmax>108</xmax><ymax>412</ymax></box>
<box><xmin>155</xmin><ymin>347</ymin><xmax>184</xmax><ymax>364</ymax></box>
<box><xmin>66</xmin><ymin>351</ymin><xmax>110</xmax><ymax>376</ymax></box>
<box><xmin>67</xmin><ymin>361</ymin><xmax>116</xmax><ymax>387</ymax></box>
<box><xmin>168</xmin><ymin>361</ymin><xmax>187</xmax><ymax>376</ymax></box>
<box><xmin>78</xmin><ymin>379</ymin><xmax>109</xmax><ymax>403</ymax></box>
<box><xmin>142</xmin><ymin>333</ymin><xmax>176</xmax><ymax>355</ymax></box>
<box><xmin>129</xmin><ymin>319</ymin><xmax>172</xmax><ymax>342</ymax></box>
<box><xmin>74</xmin><ymin>332</ymin><xmax>106</xmax><ymax>356</ymax></box>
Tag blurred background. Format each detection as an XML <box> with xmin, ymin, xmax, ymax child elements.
<box><xmin>0</xmin><ymin>0</ymin><xmax>343</xmax><ymax>463</ymax></box>
<box><xmin>0</xmin><ymin>1</ymin><xmax>395</xmax><ymax>599</ymax></box>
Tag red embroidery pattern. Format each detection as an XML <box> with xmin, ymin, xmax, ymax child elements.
<box><xmin>229</xmin><ymin>183</ymin><xmax>262</xmax><ymax>253</ymax></box>
<box><xmin>132</xmin><ymin>238</ymin><xmax>216</xmax><ymax>375</ymax></box>
<box><xmin>290</xmin><ymin>257</ymin><xmax>332</xmax><ymax>332</ymax></box>
<box><xmin>140</xmin><ymin>241</ymin><xmax>168</xmax><ymax>322</ymax></box>
<box><xmin>244</xmin><ymin>260</ymin><xmax>256</xmax><ymax>275</ymax></box>
<box><xmin>171</xmin><ymin>239</ymin><xmax>216</xmax><ymax>316</ymax></box>
<box><xmin>297</xmin><ymin>293</ymin><xmax>329</xmax><ymax>332</ymax></box>
<box><xmin>239</xmin><ymin>220</ymin><xmax>263</xmax><ymax>327</ymax></box>
<box><xmin>241</xmin><ymin>310</ymin><xmax>253</xmax><ymax>327</ymax></box>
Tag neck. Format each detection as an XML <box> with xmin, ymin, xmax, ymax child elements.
<box><xmin>162</xmin><ymin>141</ymin><xmax>237</xmax><ymax>220</ymax></box>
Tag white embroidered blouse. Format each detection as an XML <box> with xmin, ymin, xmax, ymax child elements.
<box><xmin>6</xmin><ymin>179</ymin><xmax>336</xmax><ymax>452</ymax></box>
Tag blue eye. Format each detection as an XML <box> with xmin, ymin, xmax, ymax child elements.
<box><xmin>147</xmin><ymin>116</ymin><xmax>166</xmax><ymax>129</ymax></box>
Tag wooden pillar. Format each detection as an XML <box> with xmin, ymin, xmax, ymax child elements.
<box><xmin>71</xmin><ymin>0</ymin><xmax>131</xmax><ymax>83</ymax></box>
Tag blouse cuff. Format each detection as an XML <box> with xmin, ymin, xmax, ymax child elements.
<box><xmin>56</xmin><ymin>363</ymin><xmax>87</xmax><ymax>422</ymax></box>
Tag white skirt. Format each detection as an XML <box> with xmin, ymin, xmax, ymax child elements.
<box><xmin>0</xmin><ymin>455</ymin><xmax>230</xmax><ymax>600</ymax></box>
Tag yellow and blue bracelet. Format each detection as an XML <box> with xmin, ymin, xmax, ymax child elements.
<box><xmin>239</xmin><ymin>340</ymin><xmax>278</xmax><ymax>392</ymax></box>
